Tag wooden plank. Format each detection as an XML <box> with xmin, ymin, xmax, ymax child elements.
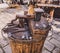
<box><xmin>10</xmin><ymin>40</ymin><xmax>16</xmax><ymax>53</ymax></box>
<box><xmin>37</xmin><ymin>4</ymin><xmax>60</xmax><ymax>8</ymax></box>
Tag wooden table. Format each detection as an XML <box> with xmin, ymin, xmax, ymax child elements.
<box><xmin>37</xmin><ymin>4</ymin><xmax>60</xmax><ymax>21</ymax></box>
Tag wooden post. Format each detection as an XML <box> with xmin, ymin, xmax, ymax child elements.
<box><xmin>49</xmin><ymin>8</ymin><xmax>54</xmax><ymax>22</ymax></box>
<box><xmin>48</xmin><ymin>0</ymin><xmax>51</xmax><ymax>4</ymax></box>
<box><xmin>41</xmin><ymin>0</ymin><xmax>46</xmax><ymax>3</ymax></box>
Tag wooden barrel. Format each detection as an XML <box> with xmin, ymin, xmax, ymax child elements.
<box><xmin>7</xmin><ymin>20</ymin><xmax>50</xmax><ymax>53</ymax></box>
<box><xmin>8</xmin><ymin>24</ymin><xmax>51</xmax><ymax>53</ymax></box>
<box><xmin>6</xmin><ymin>26</ymin><xmax>50</xmax><ymax>53</ymax></box>
<box><xmin>9</xmin><ymin>37</ymin><xmax>46</xmax><ymax>53</ymax></box>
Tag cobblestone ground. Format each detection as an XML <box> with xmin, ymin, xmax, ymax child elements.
<box><xmin>0</xmin><ymin>8</ymin><xmax>60</xmax><ymax>53</ymax></box>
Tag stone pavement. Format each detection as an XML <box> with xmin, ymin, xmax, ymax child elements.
<box><xmin>0</xmin><ymin>8</ymin><xmax>60</xmax><ymax>53</ymax></box>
